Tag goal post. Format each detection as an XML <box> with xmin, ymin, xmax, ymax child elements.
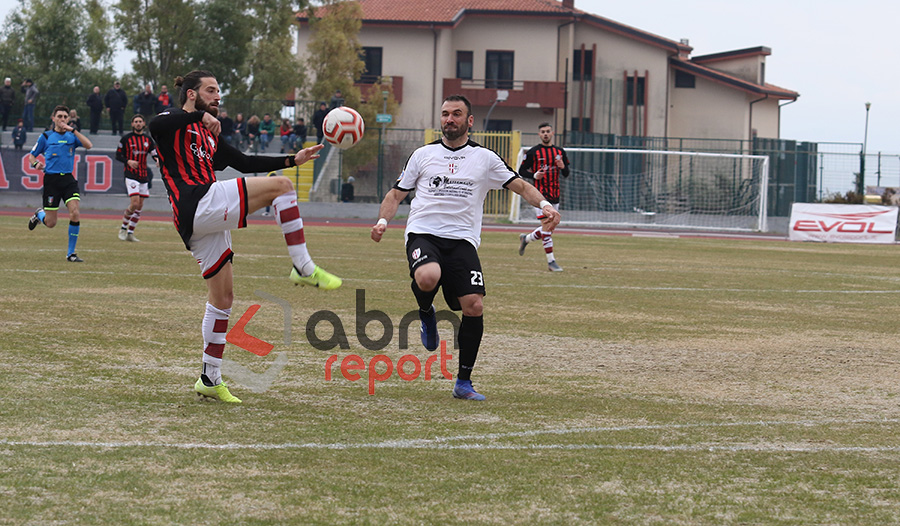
<box><xmin>510</xmin><ymin>148</ymin><xmax>770</xmax><ymax>232</ymax></box>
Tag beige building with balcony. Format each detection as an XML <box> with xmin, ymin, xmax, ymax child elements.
<box><xmin>295</xmin><ymin>0</ymin><xmax>798</xmax><ymax>144</ymax></box>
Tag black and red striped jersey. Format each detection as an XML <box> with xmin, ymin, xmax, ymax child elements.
<box><xmin>518</xmin><ymin>143</ymin><xmax>570</xmax><ymax>204</ymax></box>
<box><xmin>115</xmin><ymin>131</ymin><xmax>157</xmax><ymax>182</ymax></box>
<box><xmin>149</xmin><ymin>108</ymin><xmax>296</xmax><ymax>249</ymax></box>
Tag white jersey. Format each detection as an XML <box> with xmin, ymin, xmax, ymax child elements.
<box><xmin>395</xmin><ymin>139</ymin><xmax>519</xmax><ymax>248</ymax></box>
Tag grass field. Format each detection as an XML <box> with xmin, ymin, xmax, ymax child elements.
<box><xmin>2</xmin><ymin>213</ymin><xmax>900</xmax><ymax>525</ymax></box>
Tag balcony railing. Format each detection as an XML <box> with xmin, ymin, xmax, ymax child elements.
<box><xmin>443</xmin><ymin>78</ymin><xmax>565</xmax><ymax>109</ymax></box>
<box><xmin>355</xmin><ymin>76</ymin><xmax>403</xmax><ymax>104</ymax></box>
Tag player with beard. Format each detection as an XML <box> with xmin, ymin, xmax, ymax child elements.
<box><xmin>370</xmin><ymin>95</ymin><xmax>561</xmax><ymax>401</ymax></box>
<box><xmin>516</xmin><ymin>122</ymin><xmax>570</xmax><ymax>271</ymax></box>
<box><xmin>149</xmin><ymin>70</ymin><xmax>342</xmax><ymax>403</ymax></box>
<box><xmin>116</xmin><ymin>114</ymin><xmax>158</xmax><ymax>242</ymax></box>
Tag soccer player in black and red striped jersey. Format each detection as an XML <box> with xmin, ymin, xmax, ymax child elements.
<box><xmin>116</xmin><ymin>114</ymin><xmax>157</xmax><ymax>242</ymax></box>
<box><xmin>149</xmin><ymin>70</ymin><xmax>342</xmax><ymax>403</ymax></box>
<box><xmin>517</xmin><ymin>123</ymin><xmax>570</xmax><ymax>272</ymax></box>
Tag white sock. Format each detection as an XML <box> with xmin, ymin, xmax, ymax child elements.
<box><xmin>272</xmin><ymin>192</ymin><xmax>316</xmax><ymax>276</ymax></box>
<box><xmin>201</xmin><ymin>302</ymin><xmax>231</xmax><ymax>385</ymax></box>
<box><xmin>525</xmin><ymin>228</ymin><xmax>541</xmax><ymax>243</ymax></box>
<box><xmin>542</xmin><ymin>232</ymin><xmax>554</xmax><ymax>262</ymax></box>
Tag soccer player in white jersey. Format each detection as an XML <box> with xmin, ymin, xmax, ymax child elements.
<box><xmin>371</xmin><ymin>95</ymin><xmax>560</xmax><ymax>401</ymax></box>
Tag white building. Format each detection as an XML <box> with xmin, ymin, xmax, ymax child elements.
<box><xmin>295</xmin><ymin>0</ymin><xmax>798</xmax><ymax>142</ymax></box>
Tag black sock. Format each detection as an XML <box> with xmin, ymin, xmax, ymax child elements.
<box><xmin>457</xmin><ymin>315</ymin><xmax>483</xmax><ymax>381</ymax></box>
<box><xmin>411</xmin><ymin>279</ymin><xmax>438</xmax><ymax>312</ymax></box>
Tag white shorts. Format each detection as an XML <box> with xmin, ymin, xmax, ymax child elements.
<box><xmin>533</xmin><ymin>202</ymin><xmax>560</xmax><ymax>218</ymax></box>
<box><xmin>190</xmin><ymin>178</ymin><xmax>249</xmax><ymax>279</ymax></box>
<box><xmin>125</xmin><ymin>177</ymin><xmax>149</xmax><ymax>198</ymax></box>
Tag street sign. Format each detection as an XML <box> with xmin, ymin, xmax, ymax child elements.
<box><xmin>375</xmin><ymin>113</ymin><xmax>392</xmax><ymax>124</ymax></box>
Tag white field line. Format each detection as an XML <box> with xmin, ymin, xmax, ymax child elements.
<box><xmin>3</xmin><ymin>268</ymin><xmax>899</xmax><ymax>294</ymax></box>
<box><xmin>1</xmin><ymin>418</ymin><xmax>898</xmax><ymax>452</ymax></box>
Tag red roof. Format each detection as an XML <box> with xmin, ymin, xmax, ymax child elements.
<box><xmin>297</xmin><ymin>0</ymin><xmax>688</xmax><ymax>52</ymax></box>
<box><xmin>300</xmin><ymin>0</ymin><xmax>576</xmax><ymax>24</ymax></box>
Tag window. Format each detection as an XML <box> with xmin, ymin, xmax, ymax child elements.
<box><xmin>573</xmin><ymin>49</ymin><xmax>593</xmax><ymax>81</ymax></box>
<box><xmin>457</xmin><ymin>51</ymin><xmax>473</xmax><ymax>80</ymax></box>
<box><xmin>571</xmin><ymin>117</ymin><xmax>592</xmax><ymax>132</ymax></box>
<box><xmin>485</xmin><ymin>51</ymin><xmax>514</xmax><ymax>89</ymax></box>
<box><xmin>359</xmin><ymin>47</ymin><xmax>382</xmax><ymax>84</ymax></box>
<box><xmin>626</xmin><ymin>75</ymin><xmax>645</xmax><ymax>106</ymax></box>
<box><xmin>674</xmin><ymin>70</ymin><xmax>695</xmax><ymax>88</ymax></box>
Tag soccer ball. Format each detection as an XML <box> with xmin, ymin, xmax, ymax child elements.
<box><xmin>323</xmin><ymin>106</ymin><xmax>365</xmax><ymax>149</ymax></box>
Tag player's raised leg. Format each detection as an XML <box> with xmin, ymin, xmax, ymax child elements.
<box><xmin>243</xmin><ymin>176</ymin><xmax>341</xmax><ymax>290</ymax></box>
<box><xmin>412</xmin><ymin>262</ymin><xmax>441</xmax><ymax>352</ymax></box>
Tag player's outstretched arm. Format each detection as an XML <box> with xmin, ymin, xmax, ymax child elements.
<box><xmin>293</xmin><ymin>143</ymin><xmax>324</xmax><ymax>167</ymax></box>
<box><xmin>507</xmin><ymin>178</ymin><xmax>561</xmax><ymax>231</ymax></box>
<box><xmin>371</xmin><ymin>188</ymin><xmax>409</xmax><ymax>242</ymax></box>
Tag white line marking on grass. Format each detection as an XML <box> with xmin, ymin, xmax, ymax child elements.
<box><xmin>3</xmin><ymin>268</ymin><xmax>899</xmax><ymax>294</ymax></box>
<box><xmin>2</xmin><ymin>418</ymin><xmax>897</xmax><ymax>451</ymax></box>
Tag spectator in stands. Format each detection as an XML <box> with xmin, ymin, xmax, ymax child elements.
<box><xmin>233</xmin><ymin>112</ymin><xmax>247</xmax><ymax>150</ymax></box>
<box><xmin>293</xmin><ymin>117</ymin><xmax>307</xmax><ymax>150</ymax></box>
<box><xmin>218</xmin><ymin>109</ymin><xmax>234</xmax><ymax>146</ymax></box>
<box><xmin>0</xmin><ymin>77</ymin><xmax>14</xmax><ymax>131</ymax></box>
<box><xmin>105</xmin><ymin>81</ymin><xmax>128</xmax><ymax>135</ymax></box>
<box><xmin>330</xmin><ymin>89</ymin><xmax>344</xmax><ymax>109</ymax></box>
<box><xmin>157</xmin><ymin>84</ymin><xmax>172</xmax><ymax>111</ymax></box>
<box><xmin>246</xmin><ymin>114</ymin><xmax>260</xmax><ymax>153</ymax></box>
<box><xmin>12</xmin><ymin>118</ymin><xmax>26</xmax><ymax>150</ymax></box>
<box><xmin>68</xmin><ymin>109</ymin><xmax>82</xmax><ymax>132</ymax></box>
<box><xmin>21</xmin><ymin>78</ymin><xmax>39</xmax><ymax>132</ymax></box>
<box><xmin>86</xmin><ymin>86</ymin><xmax>103</xmax><ymax>134</ymax></box>
<box><xmin>279</xmin><ymin>118</ymin><xmax>294</xmax><ymax>153</ymax></box>
<box><xmin>341</xmin><ymin>176</ymin><xmax>355</xmax><ymax>203</ymax></box>
<box><xmin>312</xmin><ymin>102</ymin><xmax>328</xmax><ymax>144</ymax></box>
<box><xmin>259</xmin><ymin>113</ymin><xmax>275</xmax><ymax>152</ymax></box>
<box><xmin>137</xmin><ymin>84</ymin><xmax>157</xmax><ymax>117</ymax></box>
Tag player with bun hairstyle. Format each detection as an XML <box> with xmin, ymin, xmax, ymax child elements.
<box><xmin>150</xmin><ymin>70</ymin><xmax>342</xmax><ymax>403</ymax></box>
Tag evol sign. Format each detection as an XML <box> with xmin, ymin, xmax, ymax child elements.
<box><xmin>788</xmin><ymin>203</ymin><xmax>898</xmax><ymax>243</ymax></box>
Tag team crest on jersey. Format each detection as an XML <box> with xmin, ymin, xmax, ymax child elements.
<box><xmin>448</xmin><ymin>162</ymin><xmax>458</xmax><ymax>174</ymax></box>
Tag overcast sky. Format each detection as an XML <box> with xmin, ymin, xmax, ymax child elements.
<box><xmin>2</xmin><ymin>1</ymin><xmax>895</xmax><ymax>153</ymax></box>
<box><xmin>582</xmin><ymin>0</ymin><xmax>897</xmax><ymax>153</ymax></box>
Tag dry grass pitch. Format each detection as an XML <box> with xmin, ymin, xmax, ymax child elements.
<box><xmin>2</xmin><ymin>213</ymin><xmax>900</xmax><ymax>524</ymax></box>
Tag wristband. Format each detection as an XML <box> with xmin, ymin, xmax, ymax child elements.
<box><xmin>376</xmin><ymin>218</ymin><xmax>388</xmax><ymax>227</ymax></box>
<box><xmin>539</xmin><ymin>200</ymin><xmax>551</xmax><ymax>209</ymax></box>
<box><xmin>30</xmin><ymin>160</ymin><xmax>38</xmax><ymax>168</ymax></box>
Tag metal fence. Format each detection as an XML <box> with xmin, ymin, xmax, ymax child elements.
<box><xmin>0</xmin><ymin>92</ymin><xmax>321</xmax><ymax>138</ymax></box>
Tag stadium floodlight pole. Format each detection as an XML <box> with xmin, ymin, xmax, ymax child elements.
<box><xmin>860</xmin><ymin>101</ymin><xmax>871</xmax><ymax>196</ymax></box>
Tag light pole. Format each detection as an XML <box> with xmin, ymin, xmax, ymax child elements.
<box><xmin>860</xmin><ymin>102</ymin><xmax>871</xmax><ymax>195</ymax></box>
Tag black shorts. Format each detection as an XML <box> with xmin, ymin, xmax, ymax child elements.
<box><xmin>407</xmin><ymin>233</ymin><xmax>485</xmax><ymax>310</ymax></box>
<box><xmin>42</xmin><ymin>173</ymin><xmax>80</xmax><ymax>210</ymax></box>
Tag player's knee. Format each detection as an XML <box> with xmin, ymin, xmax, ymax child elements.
<box><xmin>461</xmin><ymin>299</ymin><xmax>483</xmax><ymax>317</ymax></box>
<box><xmin>416</xmin><ymin>273</ymin><xmax>440</xmax><ymax>292</ymax></box>
<box><xmin>272</xmin><ymin>176</ymin><xmax>294</xmax><ymax>195</ymax></box>
<box><xmin>44</xmin><ymin>217</ymin><xmax>57</xmax><ymax>228</ymax></box>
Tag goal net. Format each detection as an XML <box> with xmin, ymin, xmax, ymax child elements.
<box><xmin>510</xmin><ymin>148</ymin><xmax>770</xmax><ymax>232</ymax></box>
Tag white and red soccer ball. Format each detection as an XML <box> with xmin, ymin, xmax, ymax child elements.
<box><xmin>323</xmin><ymin>106</ymin><xmax>365</xmax><ymax>149</ymax></box>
